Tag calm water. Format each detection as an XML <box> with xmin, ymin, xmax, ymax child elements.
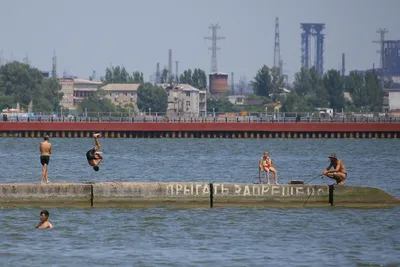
<box><xmin>0</xmin><ymin>138</ymin><xmax>399</xmax><ymax>266</ymax></box>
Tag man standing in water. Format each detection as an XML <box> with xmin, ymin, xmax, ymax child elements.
<box><xmin>86</xmin><ymin>133</ymin><xmax>103</xmax><ymax>171</ymax></box>
<box><xmin>322</xmin><ymin>153</ymin><xmax>347</xmax><ymax>185</ymax></box>
<box><xmin>40</xmin><ymin>135</ymin><xmax>52</xmax><ymax>183</ymax></box>
<box><xmin>258</xmin><ymin>150</ymin><xmax>279</xmax><ymax>184</ymax></box>
<box><xmin>35</xmin><ymin>210</ymin><xmax>53</xmax><ymax>229</ymax></box>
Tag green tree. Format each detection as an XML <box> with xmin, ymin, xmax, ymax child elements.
<box><xmin>323</xmin><ymin>69</ymin><xmax>345</xmax><ymax>111</ymax></box>
<box><xmin>251</xmin><ymin>65</ymin><xmax>272</xmax><ymax>97</ymax></box>
<box><xmin>77</xmin><ymin>89</ymin><xmax>117</xmax><ymax>114</ymax></box>
<box><xmin>0</xmin><ymin>61</ymin><xmax>62</xmax><ymax>112</ymax></box>
<box><xmin>133</xmin><ymin>71</ymin><xmax>144</xmax><ymax>83</ymax></box>
<box><xmin>179</xmin><ymin>69</ymin><xmax>193</xmax><ymax>85</ymax></box>
<box><xmin>206</xmin><ymin>98</ymin><xmax>240</xmax><ymax>113</ymax></box>
<box><xmin>104</xmin><ymin>66</ymin><xmax>137</xmax><ymax>84</ymax></box>
<box><xmin>137</xmin><ymin>83</ymin><xmax>168</xmax><ymax>113</ymax></box>
<box><xmin>365</xmin><ymin>71</ymin><xmax>383</xmax><ymax>112</ymax></box>
<box><xmin>293</xmin><ymin>67</ymin><xmax>311</xmax><ymax>97</ymax></box>
<box><xmin>270</xmin><ymin>67</ymin><xmax>284</xmax><ymax>101</ymax></box>
<box><xmin>346</xmin><ymin>71</ymin><xmax>367</xmax><ymax>108</ymax></box>
<box><xmin>161</xmin><ymin>68</ymin><xmax>168</xmax><ymax>84</ymax></box>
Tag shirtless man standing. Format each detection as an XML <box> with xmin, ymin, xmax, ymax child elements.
<box><xmin>40</xmin><ymin>135</ymin><xmax>52</xmax><ymax>183</ymax></box>
<box><xmin>258</xmin><ymin>150</ymin><xmax>279</xmax><ymax>184</ymax></box>
<box><xmin>35</xmin><ymin>210</ymin><xmax>53</xmax><ymax>229</ymax></box>
<box><xmin>86</xmin><ymin>133</ymin><xmax>103</xmax><ymax>171</ymax></box>
<box><xmin>322</xmin><ymin>153</ymin><xmax>347</xmax><ymax>185</ymax></box>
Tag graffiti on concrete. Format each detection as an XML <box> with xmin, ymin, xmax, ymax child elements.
<box><xmin>166</xmin><ymin>183</ymin><xmax>328</xmax><ymax>197</ymax></box>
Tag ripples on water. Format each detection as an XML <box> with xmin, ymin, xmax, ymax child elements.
<box><xmin>0</xmin><ymin>138</ymin><xmax>399</xmax><ymax>266</ymax></box>
<box><xmin>0</xmin><ymin>207</ymin><xmax>399</xmax><ymax>266</ymax></box>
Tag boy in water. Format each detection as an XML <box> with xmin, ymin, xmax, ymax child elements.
<box><xmin>258</xmin><ymin>150</ymin><xmax>279</xmax><ymax>184</ymax></box>
<box><xmin>86</xmin><ymin>133</ymin><xmax>103</xmax><ymax>171</ymax></box>
<box><xmin>40</xmin><ymin>135</ymin><xmax>52</xmax><ymax>183</ymax></box>
<box><xmin>35</xmin><ymin>210</ymin><xmax>53</xmax><ymax>229</ymax></box>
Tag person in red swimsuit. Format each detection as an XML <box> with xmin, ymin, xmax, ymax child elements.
<box><xmin>258</xmin><ymin>150</ymin><xmax>279</xmax><ymax>184</ymax></box>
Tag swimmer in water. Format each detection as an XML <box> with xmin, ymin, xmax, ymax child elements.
<box><xmin>35</xmin><ymin>210</ymin><xmax>53</xmax><ymax>229</ymax></box>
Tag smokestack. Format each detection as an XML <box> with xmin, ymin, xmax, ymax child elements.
<box><xmin>341</xmin><ymin>53</ymin><xmax>345</xmax><ymax>77</ymax></box>
<box><xmin>156</xmin><ymin>62</ymin><xmax>160</xmax><ymax>84</ymax></box>
<box><xmin>231</xmin><ymin>72</ymin><xmax>234</xmax><ymax>94</ymax></box>
<box><xmin>168</xmin><ymin>49</ymin><xmax>172</xmax><ymax>81</ymax></box>
<box><xmin>175</xmin><ymin>61</ymin><xmax>179</xmax><ymax>83</ymax></box>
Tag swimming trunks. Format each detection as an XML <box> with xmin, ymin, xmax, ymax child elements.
<box><xmin>86</xmin><ymin>148</ymin><xmax>96</xmax><ymax>161</ymax></box>
<box><xmin>40</xmin><ymin>155</ymin><xmax>50</xmax><ymax>166</ymax></box>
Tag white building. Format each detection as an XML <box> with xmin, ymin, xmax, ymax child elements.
<box><xmin>162</xmin><ymin>84</ymin><xmax>207</xmax><ymax>117</ymax></box>
<box><xmin>386</xmin><ymin>88</ymin><xmax>400</xmax><ymax>111</ymax></box>
<box><xmin>59</xmin><ymin>78</ymin><xmax>74</xmax><ymax>108</ymax></box>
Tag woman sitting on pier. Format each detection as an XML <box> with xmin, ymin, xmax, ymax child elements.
<box><xmin>259</xmin><ymin>150</ymin><xmax>278</xmax><ymax>184</ymax></box>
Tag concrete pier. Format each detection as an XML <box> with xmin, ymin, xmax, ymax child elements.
<box><xmin>0</xmin><ymin>182</ymin><xmax>398</xmax><ymax>208</ymax></box>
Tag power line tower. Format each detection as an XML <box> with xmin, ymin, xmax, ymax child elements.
<box><xmin>51</xmin><ymin>50</ymin><xmax>57</xmax><ymax>78</ymax></box>
<box><xmin>273</xmin><ymin>17</ymin><xmax>281</xmax><ymax>72</ymax></box>
<box><xmin>204</xmin><ymin>23</ymin><xmax>225</xmax><ymax>73</ymax></box>
<box><xmin>372</xmin><ymin>28</ymin><xmax>388</xmax><ymax>70</ymax></box>
<box><xmin>23</xmin><ymin>52</ymin><xmax>30</xmax><ymax>65</ymax></box>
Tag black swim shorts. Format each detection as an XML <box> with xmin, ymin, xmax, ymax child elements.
<box><xmin>40</xmin><ymin>155</ymin><xmax>50</xmax><ymax>166</ymax></box>
<box><xmin>86</xmin><ymin>148</ymin><xmax>96</xmax><ymax>161</ymax></box>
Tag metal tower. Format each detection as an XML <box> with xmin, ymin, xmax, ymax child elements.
<box><xmin>273</xmin><ymin>17</ymin><xmax>281</xmax><ymax>70</ymax></box>
<box><xmin>314</xmin><ymin>24</ymin><xmax>325</xmax><ymax>76</ymax></box>
<box><xmin>204</xmin><ymin>23</ymin><xmax>225</xmax><ymax>73</ymax></box>
<box><xmin>372</xmin><ymin>28</ymin><xmax>388</xmax><ymax>70</ymax></box>
<box><xmin>23</xmin><ymin>53</ymin><xmax>30</xmax><ymax>65</ymax></box>
<box><xmin>168</xmin><ymin>49</ymin><xmax>173</xmax><ymax>81</ymax></box>
<box><xmin>175</xmin><ymin>61</ymin><xmax>179</xmax><ymax>83</ymax></box>
<box><xmin>51</xmin><ymin>50</ymin><xmax>57</xmax><ymax>78</ymax></box>
<box><xmin>301</xmin><ymin>23</ymin><xmax>325</xmax><ymax>76</ymax></box>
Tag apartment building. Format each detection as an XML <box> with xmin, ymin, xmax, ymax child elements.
<box><xmin>100</xmin><ymin>83</ymin><xmax>140</xmax><ymax>109</ymax></box>
<box><xmin>163</xmin><ymin>84</ymin><xmax>207</xmax><ymax>117</ymax></box>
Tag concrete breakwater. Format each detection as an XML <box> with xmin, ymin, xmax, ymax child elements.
<box><xmin>0</xmin><ymin>182</ymin><xmax>399</xmax><ymax>208</ymax></box>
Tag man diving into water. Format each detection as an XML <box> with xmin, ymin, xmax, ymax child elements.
<box><xmin>86</xmin><ymin>133</ymin><xmax>103</xmax><ymax>171</ymax></box>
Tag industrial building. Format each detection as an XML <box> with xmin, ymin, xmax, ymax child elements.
<box><xmin>383</xmin><ymin>40</ymin><xmax>400</xmax><ymax>75</ymax></box>
<box><xmin>209</xmin><ymin>72</ymin><xmax>228</xmax><ymax>96</ymax></box>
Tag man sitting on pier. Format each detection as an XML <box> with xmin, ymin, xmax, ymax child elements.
<box><xmin>259</xmin><ymin>150</ymin><xmax>278</xmax><ymax>184</ymax></box>
<box><xmin>86</xmin><ymin>133</ymin><xmax>103</xmax><ymax>171</ymax></box>
<box><xmin>322</xmin><ymin>153</ymin><xmax>347</xmax><ymax>185</ymax></box>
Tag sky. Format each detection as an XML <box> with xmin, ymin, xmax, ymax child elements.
<box><xmin>0</xmin><ymin>0</ymin><xmax>399</xmax><ymax>84</ymax></box>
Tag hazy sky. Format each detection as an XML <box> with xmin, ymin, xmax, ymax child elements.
<box><xmin>0</xmin><ymin>0</ymin><xmax>399</xmax><ymax>83</ymax></box>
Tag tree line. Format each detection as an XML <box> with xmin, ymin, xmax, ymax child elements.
<box><xmin>0</xmin><ymin>61</ymin><xmax>388</xmax><ymax>115</ymax></box>
<box><xmin>0</xmin><ymin>61</ymin><xmax>63</xmax><ymax>112</ymax></box>
<box><xmin>250</xmin><ymin>65</ymin><xmax>387</xmax><ymax>114</ymax></box>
